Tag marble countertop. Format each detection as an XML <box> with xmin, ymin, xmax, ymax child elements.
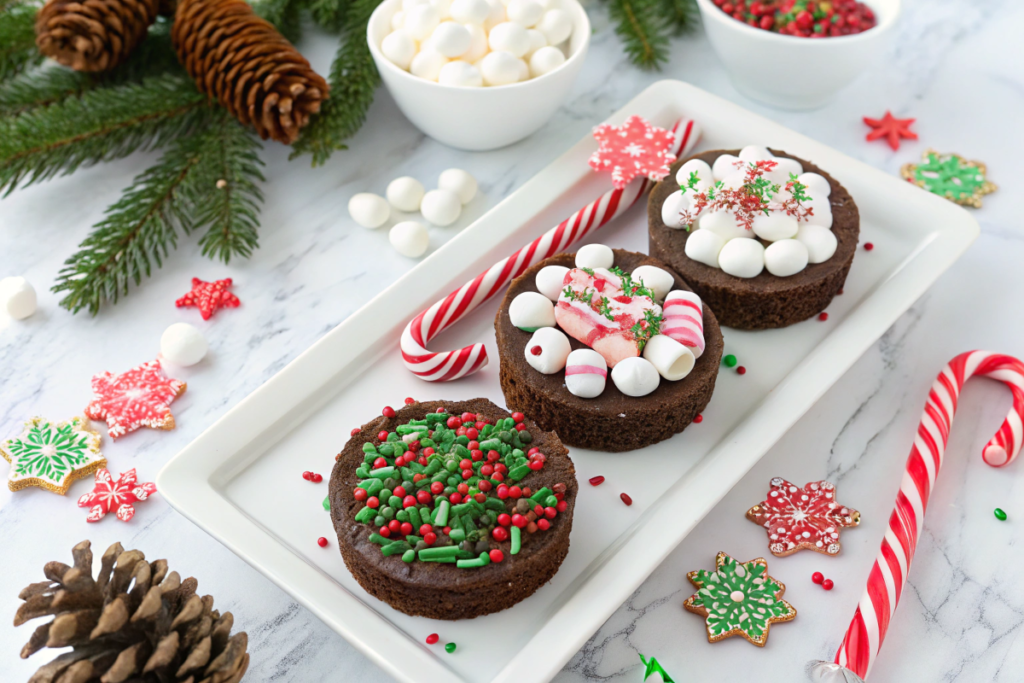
<box><xmin>2</xmin><ymin>0</ymin><xmax>1022</xmax><ymax>681</ymax></box>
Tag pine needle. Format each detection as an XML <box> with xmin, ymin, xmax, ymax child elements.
<box><xmin>660</xmin><ymin>0</ymin><xmax>697</xmax><ymax>35</ymax></box>
<box><xmin>308</xmin><ymin>0</ymin><xmax>351</xmax><ymax>32</ymax></box>
<box><xmin>0</xmin><ymin>74</ymin><xmax>207</xmax><ymax>195</ymax></box>
<box><xmin>53</xmin><ymin>110</ymin><xmax>266</xmax><ymax>315</ymax></box>
<box><xmin>290</xmin><ymin>0</ymin><xmax>382</xmax><ymax>166</ymax></box>
<box><xmin>0</xmin><ymin>1</ymin><xmax>43</xmax><ymax>82</ymax></box>
<box><xmin>607</xmin><ymin>0</ymin><xmax>671</xmax><ymax>70</ymax></box>
<box><xmin>253</xmin><ymin>0</ymin><xmax>306</xmax><ymax>43</ymax></box>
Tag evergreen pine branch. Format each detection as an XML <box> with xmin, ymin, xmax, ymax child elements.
<box><xmin>0</xmin><ymin>1</ymin><xmax>43</xmax><ymax>82</ymax></box>
<box><xmin>0</xmin><ymin>74</ymin><xmax>206</xmax><ymax>195</ymax></box>
<box><xmin>289</xmin><ymin>0</ymin><xmax>382</xmax><ymax>166</ymax></box>
<box><xmin>607</xmin><ymin>0</ymin><xmax>670</xmax><ymax>70</ymax></box>
<box><xmin>194</xmin><ymin>110</ymin><xmax>265</xmax><ymax>263</ymax></box>
<box><xmin>308</xmin><ymin>0</ymin><xmax>351</xmax><ymax>32</ymax></box>
<box><xmin>253</xmin><ymin>0</ymin><xmax>306</xmax><ymax>43</ymax></box>
<box><xmin>660</xmin><ymin>0</ymin><xmax>697</xmax><ymax>35</ymax></box>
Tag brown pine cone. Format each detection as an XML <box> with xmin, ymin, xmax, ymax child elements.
<box><xmin>172</xmin><ymin>0</ymin><xmax>329</xmax><ymax>144</ymax></box>
<box><xmin>16</xmin><ymin>540</ymin><xmax>249</xmax><ymax>683</ymax></box>
<box><xmin>35</xmin><ymin>0</ymin><xmax>161</xmax><ymax>72</ymax></box>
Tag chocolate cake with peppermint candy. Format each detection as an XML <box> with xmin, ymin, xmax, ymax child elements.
<box><xmin>329</xmin><ymin>398</ymin><xmax>577</xmax><ymax>619</ymax></box>
<box><xmin>648</xmin><ymin>147</ymin><xmax>859</xmax><ymax>330</ymax></box>
<box><xmin>496</xmin><ymin>248</ymin><xmax>724</xmax><ymax>452</ymax></box>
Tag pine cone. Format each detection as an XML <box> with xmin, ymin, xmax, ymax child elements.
<box><xmin>171</xmin><ymin>0</ymin><xmax>329</xmax><ymax>144</ymax></box>
<box><xmin>16</xmin><ymin>540</ymin><xmax>249</xmax><ymax>683</ymax></box>
<box><xmin>35</xmin><ymin>0</ymin><xmax>161</xmax><ymax>72</ymax></box>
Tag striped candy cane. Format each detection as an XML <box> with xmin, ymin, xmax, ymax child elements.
<box><xmin>811</xmin><ymin>351</ymin><xmax>1024</xmax><ymax>683</ymax></box>
<box><xmin>400</xmin><ymin>117</ymin><xmax>700</xmax><ymax>382</ymax></box>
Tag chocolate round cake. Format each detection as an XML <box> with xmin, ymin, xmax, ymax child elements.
<box><xmin>648</xmin><ymin>148</ymin><xmax>859</xmax><ymax>330</ymax></box>
<box><xmin>329</xmin><ymin>398</ymin><xmax>577</xmax><ymax>620</ymax></box>
<box><xmin>496</xmin><ymin>248</ymin><xmax>724</xmax><ymax>452</ymax></box>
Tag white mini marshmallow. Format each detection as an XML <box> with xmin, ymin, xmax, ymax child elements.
<box><xmin>348</xmin><ymin>192</ymin><xmax>390</xmax><ymax>229</ymax></box>
<box><xmin>684</xmin><ymin>229</ymin><xmax>726</xmax><ymax>268</ymax></box>
<box><xmin>611</xmin><ymin>356</ymin><xmax>660</xmax><ymax>397</ymax></box>
<box><xmin>712</xmin><ymin>153</ymin><xmax>740</xmax><ymax>180</ymax></box>
<box><xmin>515</xmin><ymin>57</ymin><xmax>529</xmax><ymax>81</ymax></box>
<box><xmin>525</xmin><ymin>327</ymin><xmax>571</xmax><ymax>374</ymax></box>
<box><xmin>675</xmin><ymin>158</ymin><xmax>713</xmax><ymax>189</ymax></box>
<box><xmin>420</xmin><ymin>188</ymin><xmax>462</xmax><ymax>225</ymax></box>
<box><xmin>701</xmin><ymin>209</ymin><xmax>750</xmax><ymax>241</ymax></box>
<box><xmin>797</xmin><ymin>172</ymin><xmax>831</xmax><ymax>198</ymax></box>
<box><xmin>718</xmin><ymin>238</ymin><xmax>765</xmax><ymax>278</ymax></box>
<box><xmin>386</xmin><ymin>176</ymin><xmax>425</xmax><ymax>212</ymax></box>
<box><xmin>642</xmin><ymin>334</ymin><xmax>695</xmax><ymax>381</ymax></box>
<box><xmin>507</xmin><ymin>0</ymin><xmax>543</xmax><ymax>26</ymax></box>
<box><xmin>438</xmin><ymin>60</ymin><xmax>482</xmax><ymax>86</ymax></box>
<box><xmin>488</xmin><ymin>21</ymin><xmax>529</xmax><ymax>56</ymax></box>
<box><xmin>536</xmin><ymin>8</ymin><xmax>571</xmax><ymax>44</ymax></box>
<box><xmin>480</xmin><ymin>50</ymin><xmax>521</xmax><ymax>85</ymax></box>
<box><xmin>630</xmin><ymin>265</ymin><xmax>674</xmax><ymax>302</ymax></box>
<box><xmin>752</xmin><ymin>212</ymin><xmax>799</xmax><ymax>242</ymax></box>
<box><xmin>662</xmin><ymin>290</ymin><xmax>704</xmax><ymax>358</ymax></box>
<box><xmin>403</xmin><ymin>0</ymin><xmax>427</xmax><ymax>9</ymax></box>
<box><xmin>565</xmin><ymin>348</ymin><xmax>607</xmax><ymax>398</ymax></box>
<box><xmin>391</xmin><ymin>10</ymin><xmax>406</xmax><ymax>29</ymax></box>
<box><xmin>528</xmin><ymin>45</ymin><xmax>564</xmax><ymax>77</ymax></box>
<box><xmin>430</xmin><ymin>21</ymin><xmax>472</xmax><ymax>57</ymax></box>
<box><xmin>160</xmin><ymin>323</ymin><xmax>208</xmax><ymax>367</ymax></box>
<box><xmin>483</xmin><ymin>0</ymin><xmax>506</xmax><ymax>30</ymax></box>
<box><xmin>660</xmin><ymin>190</ymin><xmax>689</xmax><ymax>229</ymax></box>
<box><xmin>450</xmin><ymin>0</ymin><xmax>490</xmax><ymax>22</ymax></box>
<box><xmin>771</xmin><ymin>156</ymin><xmax>803</xmax><ymax>181</ymax></box>
<box><xmin>389</xmin><ymin>221</ymin><xmax>430</xmax><ymax>257</ymax></box>
<box><xmin>575</xmin><ymin>243</ymin><xmax>614</xmax><ymax>270</ymax></box>
<box><xmin>739</xmin><ymin>145</ymin><xmax>773</xmax><ymax>163</ymax></box>
<box><xmin>410</xmin><ymin>48</ymin><xmax>448</xmax><ymax>80</ymax></box>
<box><xmin>1</xmin><ymin>276</ymin><xmax>37</xmax><ymax>320</ymax></box>
<box><xmin>431</xmin><ymin>0</ymin><xmax>451</xmax><ymax>15</ymax></box>
<box><xmin>438</xmin><ymin>168</ymin><xmax>477</xmax><ymax>204</ymax></box>
<box><xmin>509</xmin><ymin>291</ymin><xmax>555</xmax><ymax>331</ymax></box>
<box><xmin>795</xmin><ymin>224</ymin><xmax>838</xmax><ymax>263</ymax></box>
<box><xmin>404</xmin><ymin>4</ymin><xmax>440</xmax><ymax>39</ymax></box>
<box><xmin>524</xmin><ymin>28</ymin><xmax>547</xmax><ymax>57</ymax></box>
<box><xmin>381</xmin><ymin>30</ymin><xmax>418</xmax><ymax>69</ymax></box>
<box><xmin>535</xmin><ymin>265</ymin><xmax>569</xmax><ymax>301</ymax></box>
<box><xmin>719</xmin><ymin>170</ymin><xmax>747</xmax><ymax>190</ymax></box>
<box><xmin>764</xmin><ymin>239</ymin><xmax>809</xmax><ymax>277</ymax></box>
<box><xmin>462</xmin><ymin>23</ymin><xmax>489</xmax><ymax>62</ymax></box>
<box><xmin>803</xmin><ymin>197</ymin><xmax>833</xmax><ymax>228</ymax></box>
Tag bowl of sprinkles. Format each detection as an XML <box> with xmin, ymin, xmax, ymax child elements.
<box><xmin>694</xmin><ymin>0</ymin><xmax>901</xmax><ymax>109</ymax></box>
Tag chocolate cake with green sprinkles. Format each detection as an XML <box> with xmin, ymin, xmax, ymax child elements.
<box><xmin>329</xmin><ymin>398</ymin><xmax>577</xmax><ymax>620</ymax></box>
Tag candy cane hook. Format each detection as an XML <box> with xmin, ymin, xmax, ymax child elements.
<box><xmin>810</xmin><ymin>351</ymin><xmax>1024</xmax><ymax>683</ymax></box>
<box><xmin>400</xmin><ymin>117</ymin><xmax>700</xmax><ymax>382</ymax></box>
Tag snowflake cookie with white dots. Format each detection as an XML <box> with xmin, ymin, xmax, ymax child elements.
<box><xmin>1</xmin><ymin>416</ymin><xmax>105</xmax><ymax>494</ymax></box>
<box><xmin>683</xmin><ymin>551</ymin><xmax>796</xmax><ymax>646</ymax></box>
<box><xmin>746</xmin><ymin>477</ymin><xmax>860</xmax><ymax>557</ymax></box>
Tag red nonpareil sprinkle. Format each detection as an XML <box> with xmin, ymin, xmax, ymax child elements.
<box><xmin>382</xmin><ymin>406</ymin><xmax>396</xmax><ymax>418</ymax></box>
<box><xmin>312</xmin><ymin>473</ymin><xmax>323</xmax><ymax>483</ymax></box>
<box><xmin>492</xmin><ymin>526</ymin><xmax>509</xmax><ymax>541</ymax></box>
<box><xmin>812</xmin><ymin>572</ymin><xmax>824</xmax><ymax>585</ymax></box>
<box><xmin>424</xmin><ymin>532</ymin><xmax>437</xmax><ymax>545</ymax></box>
<box><xmin>498</xmin><ymin>513</ymin><xmax>511</xmax><ymax>526</ymax></box>
<box><xmin>864</xmin><ymin>242</ymin><xmax>874</xmax><ymax>251</ymax></box>
<box><xmin>556</xmin><ymin>500</ymin><xmax>567</xmax><ymax>513</ymax></box>
<box><xmin>317</xmin><ymin>537</ymin><xmax>328</xmax><ymax>547</ymax></box>
<box><xmin>350</xmin><ymin>428</ymin><xmax>359</xmax><ymax>437</ymax></box>
<box><xmin>449</xmin><ymin>492</ymin><xmax>462</xmax><ymax>504</ymax></box>
<box><xmin>620</xmin><ymin>493</ymin><xmax>633</xmax><ymax>506</ymax></box>
<box><xmin>400</xmin><ymin>522</ymin><xmax>413</xmax><ymax>535</ymax></box>
<box><xmin>354</xmin><ymin>488</ymin><xmax>367</xmax><ymax>501</ymax></box>
<box><xmin>530</xmin><ymin>345</ymin><xmax>542</xmax><ymax>356</ymax></box>
<box><xmin>457</xmin><ymin>483</ymin><xmax>469</xmax><ymax>495</ymax></box>
<box><xmin>430</xmin><ymin>482</ymin><xmax>444</xmax><ymax>494</ymax></box>
<box><xmin>489</xmin><ymin>549</ymin><xmax>504</xmax><ymax>563</ymax></box>
<box><xmin>818</xmin><ymin>312</ymin><xmax>829</xmax><ymax>321</ymax></box>
<box><xmin>373</xmin><ymin>457</ymin><xmax>387</xmax><ymax>469</ymax></box>
<box><xmin>426</xmin><ymin>633</ymin><xmax>439</xmax><ymax>645</ymax></box>
<box><xmin>838</xmin><ymin>288</ymin><xmax>844</xmax><ymax>295</ymax></box>
<box><xmin>528</xmin><ymin>460</ymin><xmax>543</xmax><ymax>471</ymax></box>
<box><xmin>388</xmin><ymin>520</ymin><xmax>401</xmax><ymax>533</ymax></box>
<box><xmin>377</xmin><ymin>430</ymin><xmax>388</xmax><ymax>441</ymax></box>
<box><xmin>536</xmin><ymin>518</ymin><xmax>550</xmax><ymax>531</ymax></box>
<box><xmin>737</xmin><ymin>366</ymin><xmax>747</xmax><ymax>375</ymax></box>
<box><xmin>693</xmin><ymin>414</ymin><xmax>703</xmax><ymax>424</ymax></box>
<box><xmin>404</xmin><ymin>397</ymin><xmax>415</xmax><ymax>405</ymax></box>
<box><xmin>515</xmin><ymin>423</ymin><xmax>527</xmax><ymax>431</ymax></box>
<box><xmin>366</xmin><ymin>496</ymin><xmax>379</xmax><ymax>509</ymax></box>
<box><xmin>379</xmin><ymin>527</ymin><xmax>390</xmax><ymax>538</ymax></box>
<box><xmin>302</xmin><ymin>471</ymin><xmax>312</xmax><ymax>480</ymax></box>
<box><xmin>496</xmin><ymin>484</ymin><xmax>509</xmax><ymax>499</ymax></box>
<box><xmin>589</xmin><ymin>475</ymin><xmax>605</xmax><ymax>486</ymax></box>
<box><xmin>822</xmin><ymin>579</ymin><xmax>835</xmax><ymax>591</ymax></box>
<box><xmin>511</xmin><ymin>514</ymin><xmax>528</xmax><ymax>528</ymax></box>
<box><xmin>511</xmin><ymin>411</ymin><xmax>525</xmax><ymax>423</ymax></box>
<box><xmin>508</xmin><ymin>485</ymin><xmax>522</xmax><ymax>498</ymax></box>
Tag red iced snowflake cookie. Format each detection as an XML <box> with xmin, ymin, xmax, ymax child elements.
<box><xmin>78</xmin><ymin>468</ymin><xmax>156</xmax><ymax>522</ymax></box>
<box><xmin>84</xmin><ymin>359</ymin><xmax>186</xmax><ymax>439</ymax></box>
<box><xmin>746</xmin><ymin>478</ymin><xmax>860</xmax><ymax>557</ymax></box>
<box><xmin>176</xmin><ymin>277</ymin><xmax>240</xmax><ymax>320</ymax></box>
<box><xmin>589</xmin><ymin>115</ymin><xmax>676</xmax><ymax>190</ymax></box>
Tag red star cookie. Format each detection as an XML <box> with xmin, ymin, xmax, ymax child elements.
<box><xmin>746</xmin><ymin>478</ymin><xmax>860</xmax><ymax>557</ymax></box>
<box><xmin>588</xmin><ymin>115</ymin><xmax>677</xmax><ymax>189</ymax></box>
<box><xmin>78</xmin><ymin>468</ymin><xmax>157</xmax><ymax>522</ymax></box>
<box><xmin>84</xmin><ymin>359</ymin><xmax>186</xmax><ymax>439</ymax></box>
<box><xmin>863</xmin><ymin>111</ymin><xmax>917</xmax><ymax>151</ymax></box>
<box><xmin>176</xmin><ymin>277</ymin><xmax>240</xmax><ymax>320</ymax></box>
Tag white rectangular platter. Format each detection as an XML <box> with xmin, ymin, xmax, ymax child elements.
<box><xmin>157</xmin><ymin>80</ymin><xmax>979</xmax><ymax>683</ymax></box>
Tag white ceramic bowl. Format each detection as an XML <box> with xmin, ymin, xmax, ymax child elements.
<box><xmin>367</xmin><ymin>0</ymin><xmax>590</xmax><ymax>150</ymax></box>
<box><xmin>694</xmin><ymin>0</ymin><xmax>901</xmax><ymax>110</ymax></box>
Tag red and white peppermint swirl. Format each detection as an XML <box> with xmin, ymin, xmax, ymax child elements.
<box><xmin>661</xmin><ymin>290</ymin><xmax>704</xmax><ymax>358</ymax></box>
<box><xmin>401</xmin><ymin>118</ymin><xmax>700</xmax><ymax>382</ymax></box>
<box><xmin>830</xmin><ymin>351</ymin><xmax>1024</xmax><ymax>680</ymax></box>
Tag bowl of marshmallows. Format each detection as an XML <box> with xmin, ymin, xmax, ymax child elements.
<box><xmin>368</xmin><ymin>0</ymin><xmax>590</xmax><ymax>150</ymax></box>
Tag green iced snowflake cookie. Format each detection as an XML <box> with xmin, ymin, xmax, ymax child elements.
<box><xmin>683</xmin><ymin>551</ymin><xmax>796</xmax><ymax>646</ymax></box>
<box><xmin>901</xmin><ymin>148</ymin><xmax>997</xmax><ymax>208</ymax></box>
<box><xmin>1</xmin><ymin>416</ymin><xmax>105</xmax><ymax>495</ymax></box>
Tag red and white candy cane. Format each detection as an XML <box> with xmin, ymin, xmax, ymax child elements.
<box><xmin>400</xmin><ymin>117</ymin><xmax>700</xmax><ymax>382</ymax></box>
<box><xmin>811</xmin><ymin>351</ymin><xmax>1024</xmax><ymax>683</ymax></box>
